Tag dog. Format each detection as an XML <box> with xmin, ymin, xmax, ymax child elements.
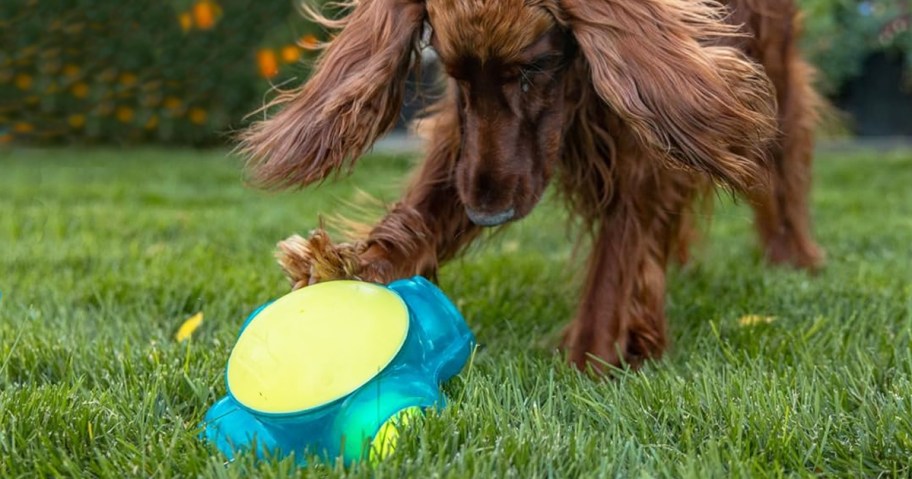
<box><xmin>240</xmin><ymin>0</ymin><xmax>825</xmax><ymax>371</ymax></box>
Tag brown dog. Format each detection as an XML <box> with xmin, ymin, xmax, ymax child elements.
<box><xmin>240</xmin><ymin>0</ymin><xmax>824</xmax><ymax>371</ymax></box>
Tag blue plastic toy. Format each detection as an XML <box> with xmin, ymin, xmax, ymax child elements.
<box><xmin>202</xmin><ymin>276</ymin><xmax>475</xmax><ymax>465</ymax></box>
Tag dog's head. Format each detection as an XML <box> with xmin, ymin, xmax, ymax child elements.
<box><xmin>426</xmin><ymin>1</ymin><xmax>572</xmax><ymax>225</ymax></box>
<box><xmin>242</xmin><ymin>0</ymin><xmax>776</xmax><ymax>226</ymax></box>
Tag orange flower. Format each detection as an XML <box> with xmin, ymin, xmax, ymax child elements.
<box><xmin>257</xmin><ymin>49</ymin><xmax>279</xmax><ymax>79</ymax></box>
<box><xmin>62</xmin><ymin>64</ymin><xmax>80</xmax><ymax>77</ymax></box>
<box><xmin>15</xmin><ymin>74</ymin><xmax>32</xmax><ymax>90</ymax></box>
<box><xmin>188</xmin><ymin>107</ymin><xmax>207</xmax><ymax>125</ymax></box>
<box><xmin>13</xmin><ymin>122</ymin><xmax>34</xmax><ymax>133</ymax></box>
<box><xmin>164</xmin><ymin>96</ymin><xmax>182</xmax><ymax>111</ymax></box>
<box><xmin>115</xmin><ymin>106</ymin><xmax>135</xmax><ymax>123</ymax></box>
<box><xmin>68</xmin><ymin>114</ymin><xmax>86</xmax><ymax>128</ymax></box>
<box><xmin>0</xmin><ymin>133</ymin><xmax>12</xmax><ymax>144</ymax></box>
<box><xmin>119</xmin><ymin>73</ymin><xmax>137</xmax><ymax>87</ymax></box>
<box><xmin>192</xmin><ymin>0</ymin><xmax>221</xmax><ymax>30</ymax></box>
<box><xmin>145</xmin><ymin>115</ymin><xmax>159</xmax><ymax>130</ymax></box>
<box><xmin>71</xmin><ymin>82</ymin><xmax>89</xmax><ymax>98</ymax></box>
<box><xmin>299</xmin><ymin>34</ymin><xmax>320</xmax><ymax>50</ymax></box>
<box><xmin>178</xmin><ymin>12</ymin><xmax>193</xmax><ymax>32</ymax></box>
<box><xmin>280</xmin><ymin>45</ymin><xmax>301</xmax><ymax>64</ymax></box>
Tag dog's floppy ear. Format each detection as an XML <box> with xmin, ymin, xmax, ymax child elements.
<box><xmin>240</xmin><ymin>0</ymin><xmax>426</xmax><ymax>188</ymax></box>
<box><xmin>560</xmin><ymin>0</ymin><xmax>777</xmax><ymax>191</ymax></box>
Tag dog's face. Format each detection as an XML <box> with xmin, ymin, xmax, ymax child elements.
<box><xmin>428</xmin><ymin>1</ymin><xmax>571</xmax><ymax>226</ymax></box>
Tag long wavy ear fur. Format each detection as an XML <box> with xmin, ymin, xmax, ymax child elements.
<box><xmin>560</xmin><ymin>0</ymin><xmax>778</xmax><ymax>192</ymax></box>
<box><xmin>240</xmin><ymin>0</ymin><xmax>426</xmax><ymax>188</ymax></box>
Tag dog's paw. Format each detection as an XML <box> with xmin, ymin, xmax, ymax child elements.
<box><xmin>275</xmin><ymin>235</ymin><xmax>312</xmax><ymax>289</ymax></box>
<box><xmin>276</xmin><ymin>231</ymin><xmax>401</xmax><ymax>290</ymax></box>
<box><xmin>275</xmin><ymin>231</ymin><xmax>364</xmax><ymax>289</ymax></box>
<box><xmin>561</xmin><ymin>320</ymin><xmax>662</xmax><ymax>375</ymax></box>
<box><xmin>763</xmin><ymin>235</ymin><xmax>826</xmax><ymax>273</ymax></box>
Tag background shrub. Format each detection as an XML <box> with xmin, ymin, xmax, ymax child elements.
<box><xmin>0</xmin><ymin>0</ymin><xmax>910</xmax><ymax>146</ymax></box>
<box><xmin>802</xmin><ymin>0</ymin><xmax>911</xmax><ymax>94</ymax></box>
<box><xmin>0</xmin><ymin>0</ymin><xmax>323</xmax><ymax>145</ymax></box>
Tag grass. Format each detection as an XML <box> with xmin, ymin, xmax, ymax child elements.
<box><xmin>1</xmin><ymin>147</ymin><xmax>911</xmax><ymax>478</ymax></box>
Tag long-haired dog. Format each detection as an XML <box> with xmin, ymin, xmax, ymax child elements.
<box><xmin>240</xmin><ymin>0</ymin><xmax>824</xmax><ymax>371</ymax></box>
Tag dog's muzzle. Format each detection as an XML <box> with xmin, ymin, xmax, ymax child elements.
<box><xmin>465</xmin><ymin>207</ymin><xmax>515</xmax><ymax>227</ymax></box>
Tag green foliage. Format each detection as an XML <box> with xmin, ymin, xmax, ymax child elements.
<box><xmin>1</xmin><ymin>147</ymin><xmax>912</xmax><ymax>476</ymax></box>
<box><xmin>800</xmin><ymin>0</ymin><xmax>912</xmax><ymax>93</ymax></box>
<box><xmin>1</xmin><ymin>1</ymin><xmax>910</xmax><ymax>145</ymax></box>
<box><xmin>0</xmin><ymin>0</ymin><xmax>322</xmax><ymax>145</ymax></box>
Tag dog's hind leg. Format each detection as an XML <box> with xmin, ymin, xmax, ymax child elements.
<box><xmin>751</xmin><ymin>55</ymin><xmax>824</xmax><ymax>270</ymax></box>
<box><xmin>746</xmin><ymin>8</ymin><xmax>825</xmax><ymax>271</ymax></box>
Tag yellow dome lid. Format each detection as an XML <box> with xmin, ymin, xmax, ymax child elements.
<box><xmin>226</xmin><ymin>281</ymin><xmax>409</xmax><ymax>415</ymax></box>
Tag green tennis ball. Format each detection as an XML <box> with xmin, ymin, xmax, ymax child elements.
<box><xmin>369</xmin><ymin>407</ymin><xmax>423</xmax><ymax>464</ymax></box>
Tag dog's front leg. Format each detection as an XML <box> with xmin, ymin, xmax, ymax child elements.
<box><xmin>280</xmin><ymin>113</ymin><xmax>481</xmax><ymax>287</ymax></box>
<box><xmin>356</xmin><ymin>176</ymin><xmax>481</xmax><ymax>284</ymax></box>
<box><xmin>357</xmin><ymin>137</ymin><xmax>484</xmax><ymax>283</ymax></box>
<box><xmin>562</xmin><ymin>205</ymin><xmax>673</xmax><ymax>373</ymax></box>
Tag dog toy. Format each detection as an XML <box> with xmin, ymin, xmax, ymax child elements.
<box><xmin>201</xmin><ymin>275</ymin><xmax>475</xmax><ymax>466</ymax></box>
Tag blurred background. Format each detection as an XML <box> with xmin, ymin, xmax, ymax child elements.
<box><xmin>0</xmin><ymin>0</ymin><xmax>910</xmax><ymax>147</ymax></box>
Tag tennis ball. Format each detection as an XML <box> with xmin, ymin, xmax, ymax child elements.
<box><xmin>369</xmin><ymin>407</ymin><xmax>423</xmax><ymax>464</ymax></box>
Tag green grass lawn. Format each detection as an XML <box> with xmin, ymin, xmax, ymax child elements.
<box><xmin>1</xmin><ymin>147</ymin><xmax>911</xmax><ymax>478</ymax></box>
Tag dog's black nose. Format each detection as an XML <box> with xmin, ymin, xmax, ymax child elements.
<box><xmin>465</xmin><ymin>207</ymin><xmax>515</xmax><ymax>226</ymax></box>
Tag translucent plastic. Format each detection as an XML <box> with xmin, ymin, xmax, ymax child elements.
<box><xmin>201</xmin><ymin>276</ymin><xmax>475</xmax><ymax>465</ymax></box>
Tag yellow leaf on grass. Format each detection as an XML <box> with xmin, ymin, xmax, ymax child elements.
<box><xmin>176</xmin><ymin>312</ymin><xmax>204</xmax><ymax>342</ymax></box>
<box><xmin>738</xmin><ymin>314</ymin><xmax>776</xmax><ymax>327</ymax></box>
